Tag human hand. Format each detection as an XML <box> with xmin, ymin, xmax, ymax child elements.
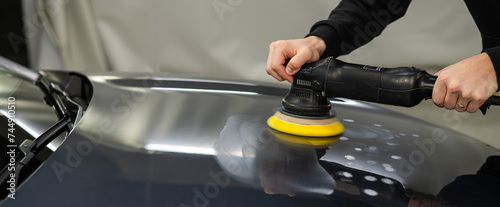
<box><xmin>432</xmin><ymin>53</ymin><xmax>498</xmax><ymax>113</ymax></box>
<box><xmin>266</xmin><ymin>36</ymin><xmax>326</xmax><ymax>82</ymax></box>
<box><xmin>259</xmin><ymin>167</ymin><xmax>297</xmax><ymax>197</ymax></box>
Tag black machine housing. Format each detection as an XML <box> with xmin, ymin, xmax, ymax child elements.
<box><xmin>282</xmin><ymin>57</ymin><xmax>436</xmax><ymax>116</ymax></box>
<box><xmin>282</xmin><ymin>57</ymin><xmax>500</xmax><ymax>116</ymax></box>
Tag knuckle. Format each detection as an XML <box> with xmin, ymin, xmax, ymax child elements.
<box><xmin>437</xmin><ymin>75</ymin><xmax>454</xmax><ymax>86</ymax></box>
<box><xmin>273</xmin><ymin>40</ymin><xmax>287</xmax><ymax>47</ymax></box>
<box><xmin>448</xmin><ymin>83</ymin><xmax>461</xmax><ymax>93</ymax></box>
<box><xmin>269</xmin><ymin>42</ymin><xmax>276</xmax><ymax>50</ymax></box>
<box><xmin>437</xmin><ymin>73</ymin><xmax>449</xmax><ymax>82</ymax></box>
<box><xmin>471</xmin><ymin>94</ymin><xmax>484</xmax><ymax>102</ymax></box>
<box><xmin>269</xmin><ymin>41</ymin><xmax>280</xmax><ymax>49</ymax></box>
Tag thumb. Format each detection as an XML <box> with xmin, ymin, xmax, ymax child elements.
<box><xmin>285</xmin><ymin>55</ymin><xmax>309</xmax><ymax>75</ymax></box>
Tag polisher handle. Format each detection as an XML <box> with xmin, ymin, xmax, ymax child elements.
<box><xmin>479</xmin><ymin>94</ymin><xmax>500</xmax><ymax>115</ymax></box>
<box><xmin>288</xmin><ymin>57</ymin><xmax>500</xmax><ymax>115</ymax></box>
<box><xmin>322</xmin><ymin>59</ymin><xmax>437</xmax><ymax>108</ymax></box>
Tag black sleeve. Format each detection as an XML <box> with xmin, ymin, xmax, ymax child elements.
<box><xmin>464</xmin><ymin>0</ymin><xmax>500</xmax><ymax>83</ymax></box>
<box><xmin>306</xmin><ymin>0</ymin><xmax>412</xmax><ymax>58</ymax></box>
<box><xmin>484</xmin><ymin>46</ymin><xmax>500</xmax><ymax>83</ymax></box>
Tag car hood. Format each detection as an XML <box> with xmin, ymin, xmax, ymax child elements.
<box><xmin>3</xmin><ymin>72</ymin><xmax>499</xmax><ymax>206</ymax></box>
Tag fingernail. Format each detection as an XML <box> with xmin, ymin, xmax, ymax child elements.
<box><xmin>286</xmin><ymin>67</ymin><xmax>293</xmax><ymax>75</ymax></box>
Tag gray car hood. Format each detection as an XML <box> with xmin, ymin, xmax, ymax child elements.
<box><xmin>2</xmin><ymin>72</ymin><xmax>498</xmax><ymax>206</ymax></box>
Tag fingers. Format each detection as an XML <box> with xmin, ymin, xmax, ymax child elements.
<box><xmin>435</xmin><ymin>83</ymin><xmax>483</xmax><ymax>113</ymax></box>
<box><xmin>266</xmin><ymin>40</ymin><xmax>294</xmax><ymax>82</ymax></box>
<box><xmin>455</xmin><ymin>97</ymin><xmax>471</xmax><ymax>112</ymax></box>
<box><xmin>433</xmin><ymin>73</ymin><xmax>488</xmax><ymax>113</ymax></box>
<box><xmin>265</xmin><ymin>36</ymin><xmax>326</xmax><ymax>83</ymax></box>
<box><xmin>432</xmin><ymin>75</ymin><xmax>446</xmax><ymax>108</ymax></box>
<box><xmin>286</xmin><ymin>50</ymin><xmax>313</xmax><ymax>76</ymax></box>
<box><xmin>454</xmin><ymin>97</ymin><xmax>483</xmax><ymax>113</ymax></box>
<box><xmin>443</xmin><ymin>90</ymin><xmax>458</xmax><ymax>110</ymax></box>
<box><xmin>433</xmin><ymin>76</ymin><xmax>477</xmax><ymax>113</ymax></box>
<box><xmin>467</xmin><ymin>99</ymin><xmax>484</xmax><ymax>113</ymax></box>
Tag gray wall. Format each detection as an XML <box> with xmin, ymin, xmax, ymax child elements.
<box><xmin>25</xmin><ymin>0</ymin><xmax>480</xmax><ymax>83</ymax></box>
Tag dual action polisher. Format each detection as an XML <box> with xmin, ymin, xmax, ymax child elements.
<box><xmin>267</xmin><ymin>57</ymin><xmax>500</xmax><ymax>142</ymax></box>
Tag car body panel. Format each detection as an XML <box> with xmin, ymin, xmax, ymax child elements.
<box><xmin>2</xmin><ymin>72</ymin><xmax>498</xmax><ymax>206</ymax></box>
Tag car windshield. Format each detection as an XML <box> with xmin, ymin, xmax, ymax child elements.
<box><xmin>0</xmin><ymin>65</ymin><xmax>60</xmax><ymax>139</ymax></box>
<box><xmin>0</xmin><ymin>66</ymin><xmax>61</xmax><ymax>200</ymax></box>
<box><xmin>0</xmin><ymin>67</ymin><xmax>22</xmax><ymax>101</ymax></box>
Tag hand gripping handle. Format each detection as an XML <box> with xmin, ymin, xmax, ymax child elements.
<box><xmin>415</xmin><ymin>72</ymin><xmax>500</xmax><ymax>115</ymax></box>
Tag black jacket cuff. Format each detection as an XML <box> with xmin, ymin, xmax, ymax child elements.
<box><xmin>306</xmin><ymin>26</ymin><xmax>342</xmax><ymax>59</ymax></box>
<box><xmin>483</xmin><ymin>46</ymin><xmax>500</xmax><ymax>87</ymax></box>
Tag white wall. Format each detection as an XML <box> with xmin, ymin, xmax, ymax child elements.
<box><xmin>24</xmin><ymin>0</ymin><xmax>481</xmax><ymax>83</ymax></box>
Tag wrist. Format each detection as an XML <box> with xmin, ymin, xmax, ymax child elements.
<box><xmin>479</xmin><ymin>52</ymin><xmax>497</xmax><ymax>76</ymax></box>
<box><xmin>305</xmin><ymin>36</ymin><xmax>326</xmax><ymax>57</ymax></box>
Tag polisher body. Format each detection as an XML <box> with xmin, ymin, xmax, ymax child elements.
<box><xmin>268</xmin><ymin>57</ymin><xmax>436</xmax><ymax>139</ymax></box>
<box><xmin>282</xmin><ymin>57</ymin><xmax>437</xmax><ymax>116</ymax></box>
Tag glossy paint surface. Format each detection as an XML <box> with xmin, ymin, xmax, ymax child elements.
<box><xmin>2</xmin><ymin>72</ymin><xmax>498</xmax><ymax>206</ymax></box>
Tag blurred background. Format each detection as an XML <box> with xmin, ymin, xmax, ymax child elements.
<box><xmin>1</xmin><ymin>0</ymin><xmax>499</xmax><ymax>149</ymax></box>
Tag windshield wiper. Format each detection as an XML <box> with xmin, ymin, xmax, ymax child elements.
<box><xmin>0</xmin><ymin>56</ymin><xmax>82</xmax><ymax>199</ymax></box>
<box><xmin>0</xmin><ymin>115</ymin><xmax>72</xmax><ymax>193</ymax></box>
<box><xmin>0</xmin><ymin>56</ymin><xmax>39</xmax><ymax>83</ymax></box>
<box><xmin>37</xmin><ymin>76</ymin><xmax>83</xmax><ymax>125</ymax></box>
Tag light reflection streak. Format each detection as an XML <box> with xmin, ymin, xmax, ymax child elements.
<box><xmin>0</xmin><ymin>109</ymin><xmax>58</xmax><ymax>151</ymax></box>
<box><xmin>150</xmin><ymin>87</ymin><xmax>259</xmax><ymax>95</ymax></box>
<box><xmin>145</xmin><ymin>144</ymin><xmax>216</xmax><ymax>155</ymax></box>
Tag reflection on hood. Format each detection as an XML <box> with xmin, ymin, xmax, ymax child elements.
<box><xmin>214</xmin><ymin>115</ymin><xmax>336</xmax><ymax>196</ymax></box>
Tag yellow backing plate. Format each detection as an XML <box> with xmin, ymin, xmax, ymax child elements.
<box><xmin>267</xmin><ymin>114</ymin><xmax>344</xmax><ymax>137</ymax></box>
<box><xmin>269</xmin><ymin>128</ymin><xmax>340</xmax><ymax>148</ymax></box>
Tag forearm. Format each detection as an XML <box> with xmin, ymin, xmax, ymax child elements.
<box><xmin>306</xmin><ymin>0</ymin><xmax>412</xmax><ymax>58</ymax></box>
<box><xmin>463</xmin><ymin>0</ymin><xmax>500</xmax><ymax>87</ymax></box>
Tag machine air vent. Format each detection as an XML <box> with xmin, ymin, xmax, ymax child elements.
<box><xmin>295</xmin><ymin>92</ymin><xmax>311</xmax><ymax>99</ymax></box>
<box><xmin>296</xmin><ymin>79</ymin><xmax>311</xmax><ymax>87</ymax></box>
